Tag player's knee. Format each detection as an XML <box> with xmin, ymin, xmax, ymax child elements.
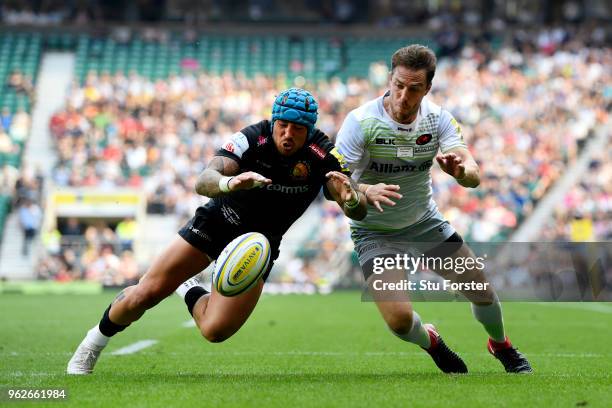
<box><xmin>472</xmin><ymin>289</ymin><xmax>498</xmax><ymax>306</ymax></box>
<box><xmin>202</xmin><ymin>331</ymin><xmax>228</xmax><ymax>343</ymax></box>
<box><xmin>385</xmin><ymin>312</ymin><xmax>414</xmax><ymax>335</ymax></box>
<box><xmin>200</xmin><ymin>324</ymin><xmax>232</xmax><ymax>343</ymax></box>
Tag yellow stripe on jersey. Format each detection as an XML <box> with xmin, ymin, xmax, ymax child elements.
<box><xmin>330</xmin><ymin>147</ymin><xmax>350</xmax><ymax>171</ymax></box>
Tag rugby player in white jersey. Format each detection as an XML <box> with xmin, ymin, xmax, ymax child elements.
<box><xmin>336</xmin><ymin>44</ymin><xmax>532</xmax><ymax>374</ymax></box>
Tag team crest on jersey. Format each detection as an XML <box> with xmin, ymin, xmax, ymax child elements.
<box><xmin>223</xmin><ymin>142</ymin><xmax>235</xmax><ymax>153</ymax></box>
<box><xmin>308</xmin><ymin>143</ymin><xmax>326</xmax><ymax>159</ymax></box>
<box><xmin>257</xmin><ymin>135</ymin><xmax>267</xmax><ymax>146</ymax></box>
<box><xmin>415</xmin><ymin>134</ymin><xmax>432</xmax><ymax>145</ymax></box>
<box><xmin>291</xmin><ymin>161</ymin><xmax>310</xmax><ymax>181</ymax></box>
<box><xmin>330</xmin><ymin>147</ymin><xmax>349</xmax><ymax>171</ymax></box>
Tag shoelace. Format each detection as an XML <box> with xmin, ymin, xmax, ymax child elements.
<box><xmin>440</xmin><ymin>343</ymin><xmax>461</xmax><ymax>361</ymax></box>
<box><xmin>75</xmin><ymin>347</ymin><xmax>98</xmax><ymax>369</ymax></box>
<box><xmin>499</xmin><ymin>348</ymin><xmax>528</xmax><ymax>366</ymax></box>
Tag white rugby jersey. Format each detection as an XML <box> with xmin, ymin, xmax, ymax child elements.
<box><xmin>336</xmin><ymin>93</ymin><xmax>466</xmax><ymax>231</ymax></box>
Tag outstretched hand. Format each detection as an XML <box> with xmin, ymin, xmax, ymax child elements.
<box><xmin>436</xmin><ymin>153</ymin><xmax>466</xmax><ymax>179</ymax></box>
<box><xmin>326</xmin><ymin>171</ymin><xmax>358</xmax><ymax>203</ymax></box>
<box><xmin>228</xmin><ymin>172</ymin><xmax>272</xmax><ymax>191</ymax></box>
<box><xmin>364</xmin><ymin>183</ymin><xmax>402</xmax><ymax>212</ymax></box>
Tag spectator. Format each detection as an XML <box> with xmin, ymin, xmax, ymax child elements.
<box><xmin>117</xmin><ymin>250</ymin><xmax>141</xmax><ymax>285</ymax></box>
<box><xmin>0</xmin><ymin>164</ymin><xmax>19</xmax><ymax>195</ymax></box>
<box><xmin>0</xmin><ymin>129</ymin><xmax>16</xmax><ymax>153</ymax></box>
<box><xmin>18</xmin><ymin>198</ymin><xmax>42</xmax><ymax>256</ymax></box>
<box><xmin>41</xmin><ymin>225</ymin><xmax>62</xmax><ymax>256</ymax></box>
<box><xmin>116</xmin><ymin>218</ymin><xmax>137</xmax><ymax>251</ymax></box>
<box><xmin>1</xmin><ymin>107</ymin><xmax>13</xmax><ymax>131</ymax></box>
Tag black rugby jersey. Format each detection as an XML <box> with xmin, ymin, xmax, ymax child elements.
<box><xmin>209</xmin><ymin>119</ymin><xmax>350</xmax><ymax>240</ymax></box>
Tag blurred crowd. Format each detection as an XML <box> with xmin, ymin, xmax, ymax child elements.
<box><xmin>0</xmin><ymin>70</ymin><xmax>33</xmax><ymax>154</ymax></box>
<box><xmin>0</xmin><ymin>91</ymin><xmax>43</xmax><ymax>258</ymax></box>
<box><xmin>542</xmin><ymin>145</ymin><xmax>611</xmax><ymax>241</ymax></box>
<box><xmin>3</xmin><ymin>0</ymin><xmax>610</xmax><ymax>27</ymax></box>
<box><xmin>33</xmin><ymin>26</ymin><xmax>610</xmax><ymax>285</ymax></box>
<box><xmin>429</xmin><ymin>39</ymin><xmax>609</xmax><ymax>242</ymax></box>
<box><xmin>0</xmin><ymin>108</ymin><xmax>30</xmax><ymax>156</ymax></box>
<box><xmin>37</xmin><ymin>217</ymin><xmax>140</xmax><ymax>285</ymax></box>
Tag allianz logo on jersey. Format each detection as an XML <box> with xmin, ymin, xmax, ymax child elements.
<box><xmin>266</xmin><ymin>184</ymin><xmax>310</xmax><ymax>194</ymax></box>
<box><xmin>369</xmin><ymin>160</ymin><xmax>433</xmax><ymax>173</ymax></box>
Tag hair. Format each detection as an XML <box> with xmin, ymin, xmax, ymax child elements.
<box><xmin>391</xmin><ymin>44</ymin><xmax>437</xmax><ymax>85</ymax></box>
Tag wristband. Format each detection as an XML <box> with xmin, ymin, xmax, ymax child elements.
<box><xmin>218</xmin><ymin>176</ymin><xmax>233</xmax><ymax>193</ymax></box>
<box><xmin>344</xmin><ymin>191</ymin><xmax>361</xmax><ymax>210</ymax></box>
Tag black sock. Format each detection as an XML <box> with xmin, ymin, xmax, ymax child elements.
<box><xmin>98</xmin><ymin>304</ymin><xmax>130</xmax><ymax>337</ymax></box>
<box><xmin>184</xmin><ymin>286</ymin><xmax>209</xmax><ymax>316</ymax></box>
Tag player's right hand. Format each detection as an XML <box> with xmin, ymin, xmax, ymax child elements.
<box><xmin>229</xmin><ymin>172</ymin><xmax>272</xmax><ymax>191</ymax></box>
<box><xmin>364</xmin><ymin>183</ymin><xmax>402</xmax><ymax>212</ymax></box>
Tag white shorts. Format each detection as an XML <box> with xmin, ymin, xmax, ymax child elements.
<box><xmin>351</xmin><ymin>209</ymin><xmax>460</xmax><ymax>279</ymax></box>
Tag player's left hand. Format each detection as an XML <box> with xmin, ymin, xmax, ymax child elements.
<box><xmin>326</xmin><ymin>171</ymin><xmax>358</xmax><ymax>203</ymax></box>
<box><xmin>229</xmin><ymin>171</ymin><xmax>272</xmax><ymax>191</ymax></box>
<box><xmin>436</xmin><ymin>153</ymin><xmax>465</xmax><ymax>179</ymax></box>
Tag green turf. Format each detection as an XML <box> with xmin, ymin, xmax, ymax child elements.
<box><xmin>0</xmin><ymin>292</ymin><xmax>610</xmax><ymax>407</ymax></box>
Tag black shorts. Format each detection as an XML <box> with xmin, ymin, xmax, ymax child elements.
<box><xmin>178</xmin><ymin>205</ymin><xmax>280</xmax><ymax>281</ymax></box>
<box><xmin>423</xmin><ymin>232</ymin><xmax>464</xmax><ymax>258</ymax></box>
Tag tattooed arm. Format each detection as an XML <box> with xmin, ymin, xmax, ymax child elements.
<box><xmin>195</xmin><ymin>156</ymin><xmax>271</xmax><ymax>198</ymax></box>
<box><xmin>195</xmin><ymin>156</ymin><xmax>240</xmax><ymax>198</ymax></box>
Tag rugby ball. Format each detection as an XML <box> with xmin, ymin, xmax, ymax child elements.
<box><xmin>213</xmin><ymin>232</ymin><xmax>271</xmax><ymax>297</ymax></box>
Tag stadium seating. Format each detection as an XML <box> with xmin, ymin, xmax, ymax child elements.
<box><xmin>71</xmin><ymin>34</ymin><xmax>446</xmax><ymax>83</ymax></box>
<box><xmin>0</xmin><ymin>33</ymin><xmax>40</xmax><ymax>109</ymax></box>
<box><xmin>1</xmin><ymin>29</ymin><xmax>608</xmax><ymax>284</ymax></box>
<box><xmin>0</xmin><ymin>32</ymin><xmax>40</xmax><ymax>240</ymax></box>
<box><xmin>0</xmin><ymin>194</ymin><xmax>10</xmax><ymax>234</ymax></box>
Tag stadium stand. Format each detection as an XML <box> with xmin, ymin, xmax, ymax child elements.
<box><xmin>0</xmin><ymin>0</ymin><xmax>609</xmax><ymax>288</ymax></box>
<box><xmin>543</xmin><ymin>144</ymin><xmax>611</xmax><ymax>241</ymax></box>
<box><xmin>0</xmin><ymin>32</ymin><xmax>40</xmax><ymax>247</ymax></box>
<box><xmin>26</xmin><ymin>26</ymin><xmax>606</xmax><ymax>285</ymax></box>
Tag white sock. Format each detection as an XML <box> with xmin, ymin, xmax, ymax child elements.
<box><xmin>390</xmin><ymin>311</ymin><xmax>431</xmax><ymax>349</ymax></box>
<box><xmin>471</xmin><ymin>299</ymin><xmax>506</xmax><ymax>342</ymax></box>
<box><xmin>85</xmin><ymin>325</ymin><xmax>110</xmax><ymax>349</ymax></box>
<box><xmin>175</xmin><ymin>277</ymin><xmax>203</xmax><ymax>299</ymax></box>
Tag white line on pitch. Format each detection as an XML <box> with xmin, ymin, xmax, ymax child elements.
<box><xmin>9</xmin><ymin>371</ymin><xmax>54</xmax><ymax>377</ymax></box>
<box><xmin>111</xmin><ymin>340</ymin><xmax>158</xmax><ymax>355</ymax></box>
<box><xmin>182</xmin><ymin>319</ymin><xmax>196</xmax><ymax>328</ymax></box>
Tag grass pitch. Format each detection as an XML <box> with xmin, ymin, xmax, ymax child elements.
<box><xmin>1</xmin><ymin>292</ymin><xmax>610</xmax><ymax>407</ymax></box>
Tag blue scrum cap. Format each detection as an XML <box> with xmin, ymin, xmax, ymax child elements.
<box><xmin>271</xmin><ymin>88</ymin><xmax>318</xmax><ymax>135</ymax></box>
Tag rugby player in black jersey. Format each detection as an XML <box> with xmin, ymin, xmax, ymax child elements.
<box><xmin>67</xmin><ymin>88</ymin><xmax>367</xmax><ymax>374</ymax></box>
